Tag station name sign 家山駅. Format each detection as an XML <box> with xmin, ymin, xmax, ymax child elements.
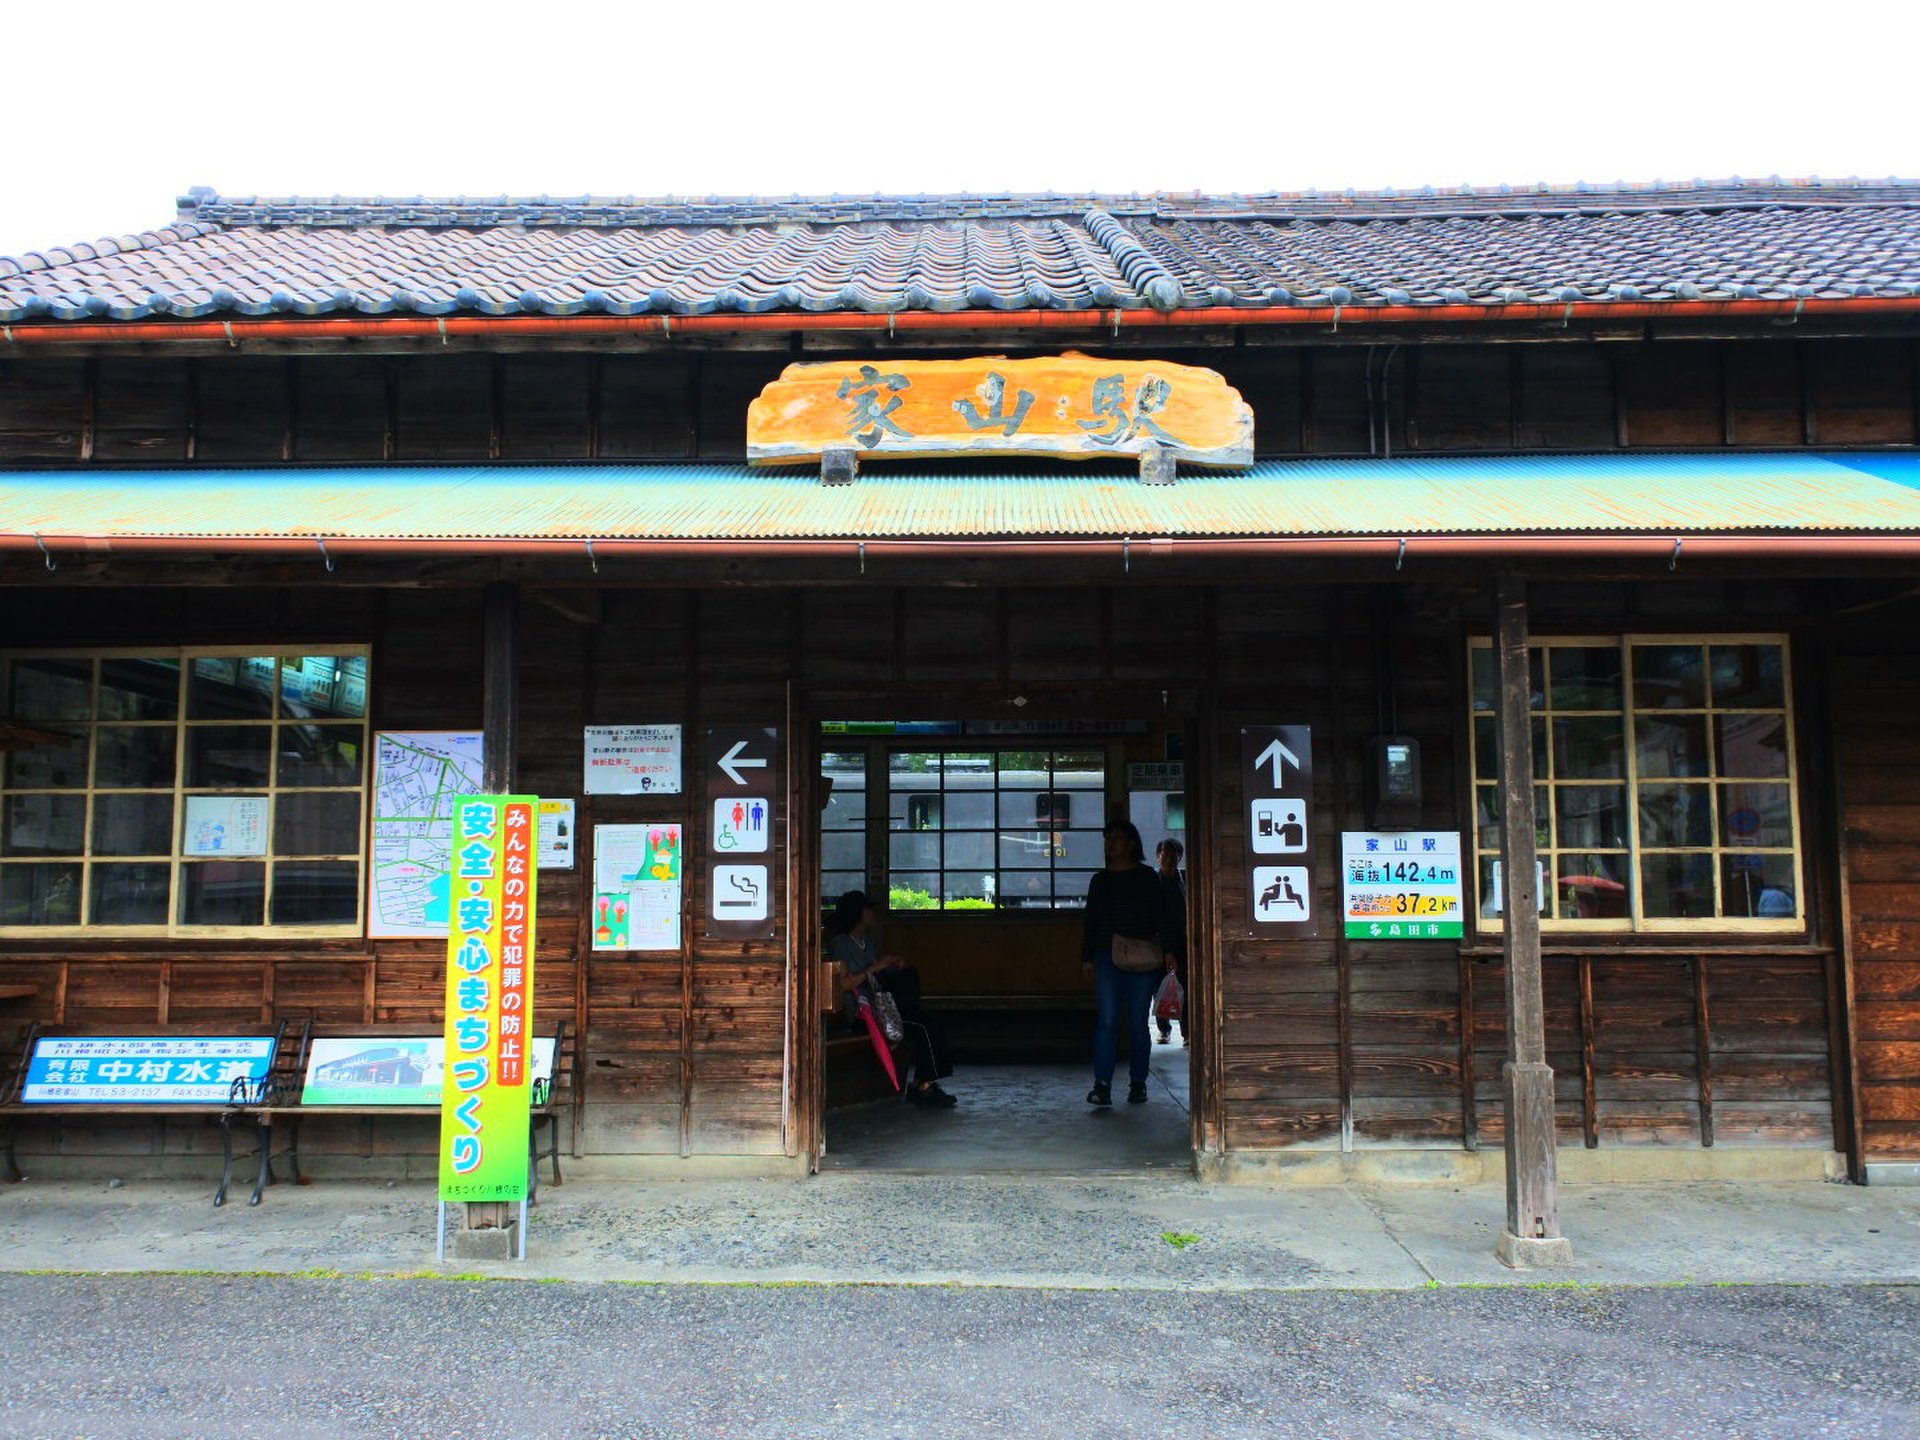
<box><xmin>745</xmin><ymin>353</ymin><xmax>1254</xmax><ymax>468</ymax></box>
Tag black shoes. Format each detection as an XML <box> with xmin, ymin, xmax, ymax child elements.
<box><xmin>1087</xmin><ymin>1082</ymin><xmax>1112</xmax><ymax>1106</ymax></box>
<box><xmin>1127</xmin><ymin>1082</ymin><xmax>1149</xmax><ymax>1104</ymax></box>
<box><xmin>909</xmin><ymin>1082</ymin><xmax>958</xmax><ymax>1108</ymax></box>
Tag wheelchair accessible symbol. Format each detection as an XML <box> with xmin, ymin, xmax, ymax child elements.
<box><xmin>714</xmin><ymin>796</ymin><xmax>770</xmax><ymax>854</ymax></box>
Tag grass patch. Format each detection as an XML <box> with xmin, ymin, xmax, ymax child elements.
<box><xmin>1160</xmin><ymin>1232</ymin><xmax>1201</xmax><ymax>1250</ymax></box>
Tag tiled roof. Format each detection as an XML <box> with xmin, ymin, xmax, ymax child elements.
<box><xmin>4</xmin><ymin>454</ymin><xmax>1920</xmax><ymax>542</ymax></box>
<box><xmin>4</xmin><ymin>179</ymin><xmax>1919</xmax><ymax>324</ymax></box>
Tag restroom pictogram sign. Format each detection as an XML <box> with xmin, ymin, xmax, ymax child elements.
<box><xmin>1242</xmin><ymin>725</ymin><xmax>1317</xmax><ymax>937</ymax></box>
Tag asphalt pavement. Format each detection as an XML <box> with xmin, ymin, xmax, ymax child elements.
<box><xmin>0</xmin><ymin>1273</ymin><xmax>1913</xmax><ymax>1439</ymax></box>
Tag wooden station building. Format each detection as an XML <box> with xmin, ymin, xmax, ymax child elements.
<box><xmin>4</xmin><ymin>181</ymin><xmax>1920</xmax><ymax>1228</ymax></box>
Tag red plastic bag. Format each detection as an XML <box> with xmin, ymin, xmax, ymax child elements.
<box><xmin>1155</xmin><ymin>972</ymin><xmax>1184</xmax><ymax>1023</ymax></box>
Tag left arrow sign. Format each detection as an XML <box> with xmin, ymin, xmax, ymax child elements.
<box><xmin>718</xmin><ymin>739</ymin><xmax>769</xmax><ymax>786</ymax></box>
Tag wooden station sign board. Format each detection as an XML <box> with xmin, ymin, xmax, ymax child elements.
<box><xmin>745</xmin><ymin>352</ymin><xmax>1254</xmax><ymax>469</ymax></box>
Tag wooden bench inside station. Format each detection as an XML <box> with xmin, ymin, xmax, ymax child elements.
<box><xmin>0</xmin><ymin>1021</ymin><xmax>288</xmax><ymax>1207</ymax></box>
<box><xmin>246</xmin><ymin>1019</ymin><xmax>574</xmax><ymax>1208</ymax></box>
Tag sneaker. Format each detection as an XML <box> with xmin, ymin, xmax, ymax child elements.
<box><xmin>1127</xmin><ymin>1082</ymin><xmax>1149</xmax><ymax>1104</ymax></box>
<box><xmin>1157</xmin><ymin>1027</ymin><xmax>1173</xmax><ymax>1044</ymax></box>
<box><xmin>1086</xmin><ymin>1082</ymin><xmax>1112</xmax><ymax>1106</ymax></box>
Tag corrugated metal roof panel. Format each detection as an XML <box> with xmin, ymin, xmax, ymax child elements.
<box><xmin>4</xmin><ymin>453</ymin><xmax>1920</xmax><ymax>541</ymax></box>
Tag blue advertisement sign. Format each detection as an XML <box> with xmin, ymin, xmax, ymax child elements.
<box><xmin>21</xmin><ymin>1036</ymin><xmax>276</xmax><ymax>1104</ymax></box>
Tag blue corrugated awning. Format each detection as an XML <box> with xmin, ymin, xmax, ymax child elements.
<box><xmin>3</xmin><ymin>452</ymin><xmax>1920</xmax><ymax>542</ymax></box>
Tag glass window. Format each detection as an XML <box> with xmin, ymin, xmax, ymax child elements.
<box><xmin>874</xmin><ymin>746</ymin><xmax>1109</xmax><ymax>910</ymax></box>
<box><xmin>1471</xmin><ymin>636</ymin><xmax>1800</xmax><ymax>930</ymax></box>
<box><xmin>0</xmin><ymin>647</ymin><xmax>370</xmax><ymax>934</ymax></box>
<box><xmin>819</xmin><ymin>750</ymin><xmax>868</xmax><ymax>913</ymax></box>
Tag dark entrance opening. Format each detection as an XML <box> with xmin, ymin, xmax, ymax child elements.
<box><xmin>805</xmin><ymin>708</ymin><xmax>1203</xmax><ymax>1172</ymax></box>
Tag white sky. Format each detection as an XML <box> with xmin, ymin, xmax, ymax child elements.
<box><xmin>1</xmin><ymin>0</ymin><xmax>1913</xmax><ymax>258</ymax></box>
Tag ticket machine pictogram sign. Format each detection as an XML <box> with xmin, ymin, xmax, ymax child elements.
<box><xmin>704</xmin><ymin>726</ymin><xmax>779</xmax><ymax>939</ymax></box>
<box><xmin>1242</xmin><ymin>725</ymin><xmax>1317</xmax><ymax>936</ymax></box>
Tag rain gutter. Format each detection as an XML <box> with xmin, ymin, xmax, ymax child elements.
<box><xmin>5</xmin><ymin>534</ymin><xmax>1917</xmax><ymax>565</ymax></box>
<box><xmin>5</xmin><ymin>297</ymin><xmax>1920</xmax><ymax>346</ymax></box>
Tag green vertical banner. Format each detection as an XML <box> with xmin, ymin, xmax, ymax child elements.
<box><xmin>438</xmin><ymin>794</ymin><xmax>539</xmax><ymax>1203</ymax></box>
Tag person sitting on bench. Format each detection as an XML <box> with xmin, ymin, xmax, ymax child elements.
<box><xmin>827</xmin><ymin>889</ymin><xmax>957</xmax><ymax>1108</ymax></box>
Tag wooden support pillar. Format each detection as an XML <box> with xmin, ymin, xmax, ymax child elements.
<box><xmin>468</xmin><ymin>580</ymin><xmax>519</xmax><ymax>1237</ymax></box>
<box><xmin>1493</xmin><ymin>576</ymin><xmax>1572</xmax><ymax>1269</ymax></box>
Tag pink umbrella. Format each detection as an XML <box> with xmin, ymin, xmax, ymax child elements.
<box><xmin>856</xmin><ymin>997</ymin><xmax>901</xmax><ymax>1092</ymax></box>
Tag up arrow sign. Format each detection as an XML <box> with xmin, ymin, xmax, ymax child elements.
<box><xmin>1254</xmin><ymin>737</ymin><xmax>1301</xmax><ymax>788</ymax></box>
<box><xmin>718</xmin><ymin>739</ymin><xmax>769</xmax><ymax>786</ymax></box>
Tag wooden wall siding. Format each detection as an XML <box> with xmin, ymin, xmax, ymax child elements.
<box><xmin>0</xmin><ymin>577</ymin><xmax>1854</xmax><ymax>1162</ymax></box>
<box><xmin>7</xmin><ymin>339</ymin><xmax>1920</xmax><ymax>466</ymax></box>
<box><xmin>1834</xmin><ymin>607</ymin><xmax>1920</xmax><ymax>1161</ymax></box>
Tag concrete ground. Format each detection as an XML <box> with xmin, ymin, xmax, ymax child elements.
<box><xmin>1</xmin><ymin>1165</ymin><xmax>1915</xmax><ymax>1290</ymax></box>
<box><xmin>824</xmin><ymin>1059</ymin><xmax>1193</xmax><ymax>1172</ymax></box>
<box><xmin>2</xmin><ymin>1274</ymin><xmax>1915</xmax><ymax>1439</ymax></box>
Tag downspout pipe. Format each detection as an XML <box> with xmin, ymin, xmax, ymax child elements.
<box><xmin>2</xmin><ymin>534</ymin><xmax>1917</xmax><ymax>564</ymax></box>
<box><xmin>9</xmin><ymin>297</ymin><xmax>1920</xmax><ymax>347</ymax></box>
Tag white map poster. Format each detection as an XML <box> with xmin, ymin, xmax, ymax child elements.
<box><xmin>367</xmin><ymin>730</ymin><xmax>485</xmax><ymax>938</ymax></box>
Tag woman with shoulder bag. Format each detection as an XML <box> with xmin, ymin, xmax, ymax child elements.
<box><xmin>1080</xmin><ymin>820</ymin><xmax>1174</xmax><ymax>1107</ymax></box>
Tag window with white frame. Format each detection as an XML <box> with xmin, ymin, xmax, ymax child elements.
<box><xmin>1469</xmin><ymin>637</ymin><xmax>1801</xmax><ymax>930</ymax></box>
<box><xmin>0</xmin><ymin>648</ymin><xmax>370</xmax><ymax>934</ymax></box>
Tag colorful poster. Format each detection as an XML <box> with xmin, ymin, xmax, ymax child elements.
<box><xmin>583</xmin><ymin>724</ymin><xmax>682</xmax><ymax>795</ymax></box>
<box><xmin>368</xmin><ymin>730</ymin><xmax>486</xmax><ymax>938</ymax></box>
<box><xmin>1341</xmin><ymin>831</ymin><xmax>1464</xmax><ymax>940</ymax></box>
<box><xmin>438</xmin><ymin>794</ymin><xmax>538</xmax><ymax>1204</ymax></box>
<box><xmin>592</xmin><ymin>823</ymin><xmax>682</xmax><ymax>952</ymax></box>
<box><xmin>300</xmin><ymin>1036</ymin><xmax>555</xmax><ymax>1107</ymax></box>
<box><xmin>182</xmin><ymin>796</ymin><xmax>268</xmax><ymax>857</ymax></box>
<box><xmin>21</xmin><ymin>1036</ymin><xmax>276</xmax><ymax>1104</ymax></box>
<box><xmin>538</xmin><ymin>798</ymin><xmax>576</xmax><ymax>870</ymax></box>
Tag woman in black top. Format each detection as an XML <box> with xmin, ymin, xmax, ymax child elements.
<box><xmin>1081</xmin><ymin>819</ymin><xmax>1176</xmax><ymax>1106</ymax></box>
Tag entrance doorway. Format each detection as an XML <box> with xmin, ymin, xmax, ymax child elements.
<box><xmin>805</xmin><ymin>712</ymin><xmax>1204</xmax><ymax>1173</ymax></box>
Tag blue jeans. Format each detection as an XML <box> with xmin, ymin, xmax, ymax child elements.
<box><xmin>1092</xmin><ymin>954</ymin><xmax>1160</xmax><ymax>1088</ymax></box>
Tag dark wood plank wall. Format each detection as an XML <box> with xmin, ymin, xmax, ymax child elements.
<box><xmin>4</xmin><ymin>338</ymin><xmax>1919</xmax><ymax>464</ymax></box>
<box><xmin>1834</xmin><ymin>595</ymin><xmax>1920</xmax><ymax>1163</ymax></box>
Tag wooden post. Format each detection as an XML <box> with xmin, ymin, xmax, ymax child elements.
<box><xmin>1493</xmin><ymin>576</ymin><xmax>1572</xmax><ymax>1268</ymax></box>
<box><xmin>468</xmin><ymin>580</ymin><xmax>519</xmax><ymax>1235</ymax></box>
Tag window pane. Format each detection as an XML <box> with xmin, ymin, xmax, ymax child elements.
<box><xmin>178</xmin><ymin>861</ymin><xmax>265</xmax><ymax>925</ymax></box>
<box><xmin>2</xmin><ymin>795</ymin><xmax>85</xmax><ymax>856</ymax></box>
<box><xmin>1632</xmin><ymin>645</ymin><xmax>1706</xmax><ymax>709</ymax></box>
<box><xmin>889</xmin><ymin>832</ymin><xmax>940</xmax><ymax>870</ymax></box>
<box><xmin>95</xmin><ymin>727</ymin><xmax>177</xmax><ymax>788</ymax></box>
<box><xmin>1476</xmin><ymin>715</ymin><xmax>1548</xmax><ymax>781</ymax></box>
<box><xmin>0</xmin><ymin>862</ymin><xmax>80</xmax><ymax>924</ymax></box>
<box><xmin>1715</xmin><ymin>714</ymin><xmax>1789</xmax><ymax>779</ymax></box>
<box><xmin>1477</xmin><ymin>856</ymin><xmax>1544</xmax><ymax>919</ymax></box>
<box><xmin>1059</xmin><ymin>829</ymin><xmax>1105</xmax><ymax>868</ymax></box>
<box><xmin>2</xmin><ymin>728</ymin><xmax>86</xmax><ymax>788</ymax></box>
<box><xmin>90</xmin><ymin>862</ymin><xmax>170</xmax><ymax>925</ymax></box>
<box><xmin>277</xmin><ymin>725</ymin><xmax>364</xmax><ymax>787</ymax></box>
<box><xmin>97</xmin><ymin>658</ymin><xmax>179</xmax><ymax>721</ymax></box>
<box><xmin>821</xmin><ymin>832</ymin><xmax>866</xmax><ymax>871</ymax></box>
<box><xmin>996</xmin><ymin>753</ymin><xmax>1050</xmax><ymax>789</ymax></box>
<box><xmin>943</xmin><ymin>831</ymin><xmax>994</xmax><ymax>871</ymax></box>
<box><xmin>1639</xmin><ymin>784</ymin><xmax>1712</xmax><ymax>848</ymax></box>
<box><xmin>1052</xmin><ymin>751</ymin><xmax>1105</xmax><ymax>789</ymax></box>
<box><xmin>1053</xmin><ymin>870</ymin><xmax>1096</xmax><ymax>908</ymax></box>
<box><xmin>942</xmin><ymin>791</ymin><xmax>994</xmax><ymax>829</ymax></box>
<box><xmin>1634</xmin><ymin>715</ymin><xmax>1711</xmax><ymax>779</ymax></box>
<box><xmin>944</xmin><ymin>870</ymin><xmax>991</xmax><ymax>907</ymax></box>
<box><xmin>1470</xmin><ymin>646</ymin><xmax>1543</xmax><ymax>711</ymax></box>
<box><xmin>821</xmin><ymin>871</ymin><xmax>865</xmax><ymax>906</ymax></box>
<box><xmin>1553</xmin><ymin>853</ymin><xmax>1629</xmax><ymax>920</ymax></box>
<box><xmin>821</xmin><ymin>753</ymin><xmax>867</xmax><ymax>828</ymax></box>
<box><xmin>279</xmin><ymin>655</ymin><xmax>368</xmax><ymax>720</ymax></box>
<box><xmin>274</xmin><ymin>792</ymin><xmax>361</xmax><ymax>856</ymax></box>
<box><xmin>92</xmin><ymin>793</ymin><xmax>174</xmax><ymax>856</ymax></box>
<box><xmin>1548</xmin><ymin>646</ymin><xmax>1622</xmax><ymax>710</ymax></box>
<box><xmin>902</xmin><ymin>794</ymin><xmax>942</xmax><ymax>832</ymax></box>
<box><xmin>187</xmin><ymin>656</ymin><xmax>277</xmax><ymax>719</ymax></box>
<box><xmin>1555</xmin><ymin>785</ymin><xmax>1628</xmax><ymax>849</ymax></box>
<box><xmin>186</xmin><ymin>725</ymin><xmax>272</xmax><ymax>787</ymax></box>
<box><xmin>1000</xmin><ymin>870</ymin><xmax>1057</xmax><ymax>908</ymax></box>
<box><xmin>1552</xmin><ymin>716</ymin><xmax>1624</xmax><ymax>779</ymax></box>
<box><xmin>1720</xmin><ymin>854</ymin><xmax>1798</xmax><ymax>919</ymax></box>
<box><xmin>888</xmin><ymin>872</ymin><xmax>940</xmax><ymax>910</ymax></box>
<box><xmin>1641</xmin><ymin>853</ymin><xmax>1715</xmax><ymax>919</ymax></box>
<box><xmin>1474</xmin><ymin>784</ymin><xmax>1548</xmax><ymax>852</ymax></box>
<box><xmin>9</xmin><ymin>658</ymin><xmax>91</xmax><ymax>721</ymax></box>
<box><xmin>998</xmin><ymin>830</ymin><xmax>1054</xmax><ymax>869</ymax></box>
<box><xmin>271</xmin><ymin>861</ymin><xmax>359</xmax><ymax>924</ymax></box>
<box><xmin>1719</xmin><ymin>783</ymin><xmax>1793</xmax><ymax>848</ymax></box>
<box><xmin>1711</xmin><ymin>645</ymin><xmax>1785</xmax><ymax>709</ymax></box>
